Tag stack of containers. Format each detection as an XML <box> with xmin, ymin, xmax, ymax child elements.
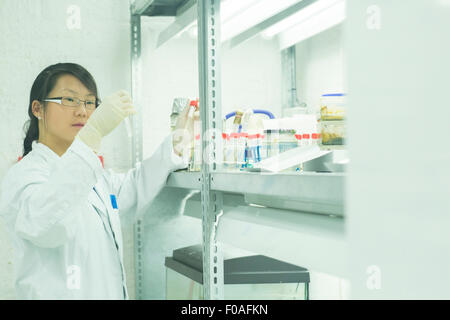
<box><xmin>263</xmin><ymin>116</ymin><xmax>318</xmax><ymax>153</ymax></box>
<box><xmin>246</xmin><ymin>117</ymin><xmax>262</xmax><ymax>167</ymax></box>
<box><xmin>232</xmin><ymin>111</ymin><xmax>246</xmax><ymax>170</ymax></box>
<box><xmin>279</xmin><ymin>118</ymin><xmax>299</xmax><ymax>154</ymax></box>
<box><xmin>236</xmin><ymin>132</ymin><xmax>247</xmax><ymax>169</ymax></box>
<box><xmin>295</xmin><ymin>131</ymin><xmax>302</xmax><ymax>148</ymax></box>
<box><xmin>299</xmin><ymin>115</ymin><xmax>320</xmax><ymax>148</ymax></box>
<box><xmin>261</xmin><ymin>115</ymin><xmax>320</xmax><ymax>172</ymax></box>
<box><xmin>223</xmin><ymin>109</ymin><xmax>274</xmax><ymax>170</ymax></box>
<box><xmin>319</xmin><ymin>93</ymin><xmax>346</xmax><ymax>146</ymax></box>
<box><xmin>262</xmin><ymin>119</ymin><xmax>280</xmax><ymax>162</ymax></box>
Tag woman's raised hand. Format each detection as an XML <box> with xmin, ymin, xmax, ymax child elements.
<box><xmin>77</xmin><ymin>90</ymin><xmax>136</xmax><ymax>152</ymax></box>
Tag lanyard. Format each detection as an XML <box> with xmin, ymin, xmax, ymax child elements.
<box><xmin>92</xmin><ymin>187</ymin><xmax>119</xmax><ymax>250</ymax></box>
<box><xmin>92</xmin><ymin>187</ymin><xmax>127</xmax><ymax>299</ymax></box>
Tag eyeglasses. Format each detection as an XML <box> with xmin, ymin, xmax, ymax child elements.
<box><xmin>43</xmin><ymin>96</ymin><xmax>101</xmax><ymax>110</ymax></box>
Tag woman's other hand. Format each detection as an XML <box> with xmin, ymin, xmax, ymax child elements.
<box><xmin>172</xmin><ymin>104</ymin><xmax>196</xmax><ymax>158</ymax></box>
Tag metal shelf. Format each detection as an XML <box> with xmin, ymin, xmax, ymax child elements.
<box><xmin>216</xmin><ymin>205</ymin><xmax>347</xmax><ymax>277</ymax></box>
<box><xmin>179</xmin><ymin>200</ymin><xmax>347</xmax><ymax>277</ymax></box>
<box><xmin>166</xmin><ymin>170</ymin><xmax>201</xmax><ymax>190</ymax></box>
<box><xmin>320</xmin><ymin>145</ymin><xmax>346</xmax><ymax>151</ymax></box>
<box><xmin>167</xmin><ymin>170</ymin><xmax>345</xmax><ymax>215</ymax></box>
<box><xmin>131</xmin><ymin>0</ymin><xmax>191</xmax><ymax>16</ymax></box>
<box><xmin>167</xmin><ymin>170</ymin><xmax>341</xmax><ymax>203</ymax></box>
<box><xmin>167</xmin><ymin>171</ymin><xmax>347</xmax><ymax>276</ymax></box>
<box><xmin>212</xmin><ymin>170</ymin><xmax>344</xmax><ymax>201</ymax></box>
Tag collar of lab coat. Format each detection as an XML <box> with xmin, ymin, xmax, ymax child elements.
<box><xmin>31</xmin><ymin>140</ymin><xmax>61</xmax><ymax>162</ymax></box>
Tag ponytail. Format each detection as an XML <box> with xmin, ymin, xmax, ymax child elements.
<box><xmin>23</xmin><ymin>117</ymin><xmax>39</xmax><ymax>157</ymax></box>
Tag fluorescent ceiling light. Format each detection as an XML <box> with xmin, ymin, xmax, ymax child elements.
<box><xmin>181</xmin><ymin>0</ymin><xmax>303</xmax><ymax>42</ymax></box>
<box><xmin>278</xmin><ymin>0</ymin><xmax>346</xmax><ymax>49</ymax></box>
<box><xmin>178</xmin><ymin>0</ymin><xmax>345</xmax><ymax>47</ymax></box>
<box><xmin>220</xmin><ymin>0</ymin><xmax>303</xmax><ymax>42</ymax></box>
<box><xmin>262</xmin><ymin>0</ymin><xmax>343</xmax><ymax>38</ymax></box>
<box><xmin>178</xmin><ymin>0</ymin><xmax>261</xmax><ymax>40</ymax></box>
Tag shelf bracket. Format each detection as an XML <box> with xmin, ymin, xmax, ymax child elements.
<box><xmin>130</xmin><ymin>13</ymin><xmax>144</xmax><ymax>300</ymax></box>
<box><xmin>198</xmin><ymin>0</ymin><xmax>224</xmax><ymax>300</ymax></box>
<box><xmin>156</xmin><ymin>0</ymin><xmax>197</xmax><ymax>48</ymax></box>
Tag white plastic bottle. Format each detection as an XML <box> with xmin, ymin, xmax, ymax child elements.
<box><xmin>302</xmin><ymin>132</ymin><xmax>310</xmax><ymax>148</ymax></box>
<box><xmin>255</xmin><ymin>118</ymin><xmax>264</xmax><ymax>163</ymax></box>
<box><xmin>246</xmin><ymin>117</ymin><xmax>259</xmax><ymax>167</ymax></box>
<box><xmin>231</xmin><ymin>132</ymin><xmax>240</xmax><ymax>170</ymax></box>
<box><xmin>246</xmin><ymin>134</ymin><xmax>256</xmax><ymax>167</ymax></box>
<box><xmin>183</xmin><ymin>101</ymin><xmax>196</xmax><ymax>171</ymax></box>
<box><xmin>193</xmin><ymin>109</ymin><xmax>201</xmax><ymax>171</ymax></box>
<box><xmin>295</xmin><ymin>130</ymin><xmax>302</xmax><ymax>147</ymax></box>
<box><xmin>222</xmin><ymin>132</ymin><xmax>230</xmax><ymax>169</ymax></box>
<box><xmin>236</xmin><ymin>132</ymin><xmax>247</xmax><ymax>169</ymax></box>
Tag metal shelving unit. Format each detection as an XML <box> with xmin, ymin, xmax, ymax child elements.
<box><xmin>130</xmin><ymin>0</ymin><xmax>347</xmax><ymax>300</ymax></box>
<box><xmin>166</xmin><ymin>171</ymin><xmax>347</xmax><ymax>276</ymax></box>
<box><xmin>166</xmin><ymin>170</ymin><xmax>346</xmax><ymax>275</ymax></box>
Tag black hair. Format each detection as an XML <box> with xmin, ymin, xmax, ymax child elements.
<box><xmin>23</xmin><ymin>63</ymin><xmax>99</xmax><ymax>157</ymax></box>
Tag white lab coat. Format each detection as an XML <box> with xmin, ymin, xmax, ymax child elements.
<box><xmin>0</xmin><ymin>135</ymin><xmax>187</xmax><ymax>300</ymax></box>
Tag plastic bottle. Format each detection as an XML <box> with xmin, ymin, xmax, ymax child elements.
<box><xmin>240</xmin><ymin>109</ymin><xmax>253</xmax><ymax>133</ymax></box>
<box><xmin>302</xmin><ymin>118</ymin><xmax>312</xmax><ymax>148</ymax></box>
<box><xmin>233</xmin><ymin>110</ymin><xmax>244</xmax><ymax>133</ymax></box>
<box><xmin>261</xmin><ymin>119</ymin><xmax>280</xmax><ymax>159</ymax></box>
<box><xmin>222</xmin><ymin>132</ymin><xmax>231</xmax><ymax>169</ymax></box>
<box><xmin>231</xmin><ymin>110</ymin><xmax>243</xmax><ymax>169</ymax></box>
<box><xmin>247</xmin><ymin>134</ymin><xmax>258</xmax><ymax>167</ymax></box>
<box><xmin>312</xmin><ymin>133</ymin><xmax>319</xmax><ymax>146</ymax></box>
<box><xmin>302</xmin><ymin>130</ymin><xmax>311</xmax><ymax>147</ymax></box>
<box><xmin>192</xmin><ymin>101</ymin><xmax>201</xmax><ymax>171</ymax></box>
<box><xmin>261</xmin><ymin>129</ymin><xmax>270</xmax><ymax>161</ymax></box>
<box><xmin>255</xmin><ymin>118</ymin><xmax>264</xmax><ymax>163</ymax></box>
<box><xmin>230</xmin><ymin>132</ymin><xmax>239</xmax><ymax>170</ymax></box>
<box><xmin>193</xmin><ymin>133</ymin><xmax>201</xmax><ymax>171</ymax></box>
<box><xmin>236</xmin><ymin>132</ymin><xmax>247</xmax><ymax>169</ymax></box>
<box><xmin>246</xmin><ymin>117</ymin><xmax>259</xmax><ymax>167</ymax></box>
<box><xmin>185</xmin><ymin>100</ymin><xmax>198</xmax><ymax>171</ymax></box>
<box><xmin>312</xmin><ymin>118</ymin><xmax>320</xmax><ymax>146</ymax></box>
<box><xmin>295</xmin><ymin>130</ymin><xmax>302</xmax><ymax>147</ymax></box>
<box><xmin>294</xmin><ymin>131</ymin><xmax>303</xmax><ymax>173</ymax></box>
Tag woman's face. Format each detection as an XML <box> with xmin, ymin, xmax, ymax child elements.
<box><xmin>33</xmin><ymin>74</ymin><xmax>96</xmax><ymax>152</ymax></box>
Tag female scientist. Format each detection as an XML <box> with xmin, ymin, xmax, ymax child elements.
<box><xmin>0</xmin><ymin>63</ymin><xmax>193</xmax><ymax>299</ymax></box>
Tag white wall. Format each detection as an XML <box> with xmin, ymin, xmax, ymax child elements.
<box><xmin>222</xmin><ymin>36</ymin><xmax>282</xmax><ymax>118</ymax></box>
<box><xmin>295</xmin><ymin>24</ymin><xmax>345</xmax><ymax>114</ymax></box>
<box><xmin>0</xmin><ymin>0</ymin><xmax>134</xmax><ymax>299</ymax></box>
